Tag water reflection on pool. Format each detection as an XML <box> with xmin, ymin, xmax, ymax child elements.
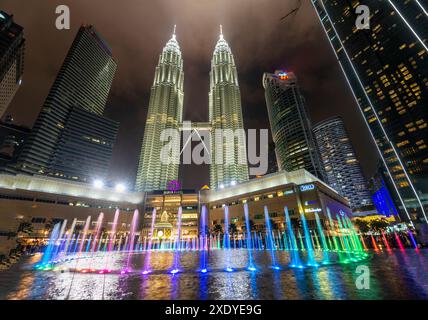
<box><xmin>1</xmin><ymin>250</ymin><xmax>428</xmax><ymax>300</ymax></box>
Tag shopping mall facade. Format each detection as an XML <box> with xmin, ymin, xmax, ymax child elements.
<box><xmin>0</xmin><ymin>170</ymin><xmax>351</xmax><ymax>255</ymax></box>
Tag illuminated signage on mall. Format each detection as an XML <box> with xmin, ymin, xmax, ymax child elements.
<box><xmin>305</xmin><ymin>200</ymin><xmax>317</xmax><ymax>205</ymax></box>
<box><xmin>304</xmin><ymin>208</ymin><xmax>322</xmax><ymax>213</ymax></box>
<box><xmin>300</xmin><ymin>184</ymin><xmax>315</xmax><ymax>192</ymax></box>
<box><xmin>182</xmin><ymin>213</ymin><xmax>198</xmax><ymax>219</ymax></box>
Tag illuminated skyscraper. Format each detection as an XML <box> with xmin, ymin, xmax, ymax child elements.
<box><xmin>313</xmin><ymin>116</ymin><xmax>372</xmax><ymax>211</ymax></box>
<box><xmin>15</xmin><ymin>25</ymin><xmax>118</xmax><ymax>182</ymax></box>
<box><xmin>48</xmin><ymin>106</ymin><xmax>118</xmax><ymax>182</ymax></box>
<box><xmin>0</xmin><ymin>11</ymin><xmax>24</xmax><ymax>118</ymax></box>
<box><xmin>135</xmin><ymin>27</ymin><xmax>184</xmax><ymax>191</ymax></box>
<box><xmin>312</xmin><ymin>0</ymin><xmax>428</xmax><ymax>224</ymax></box>
<box><xmin>263</xmin><ymin>70</ymin><xmax>325</xmax><ymax>180</ymax></box>
<box><xmin>209</xmin><ymin>26</ymin><xmax>249</xmax><ymax>189</ymax></box>
<box><xmin>267</xmin><ymin>141</ymin><xmax>278</xmax><ymax>175</ymax></box>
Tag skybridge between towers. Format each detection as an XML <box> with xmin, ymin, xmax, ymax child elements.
<box><xmin>179</xmin><ymin>122</ymin><xmax>212</xmax><ymax>132</ymax></box>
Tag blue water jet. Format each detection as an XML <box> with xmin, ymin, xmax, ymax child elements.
<box><xmin>284</xmin><ymin>206</ymin><xmax>303</xmax><ymax>268</ymax></box>
<box><xmin>244</xmin><ymin>203</ymin><xmax>256</xmax><ymax>270</ymax></box>
<box><xmin>264</xmin><ymin>206</ymin><xmax>278</xmax><ymax>269</ymax></box>
<box><xmin>200</xmin><ymin>205</ymin><xmax>208</xmax><ymax>272</ymax></box>
<box><xmin>223</xmin><ymin>206</ymin><xmax>232</xmax><ymax>271</ymax></box>
<box><xmin>41</xmin><ymin>223</ymin><xmax>61</xmax><ymax>266</ymax></box>
<box><xmin>172</xmin><ymin>207</ymin><xmax>183</xmax><ymax>273</ymax></box>
<box><xmin>300</xmin><ymin>212</ymin><xmax>318</xmax><ymax>267</ymax></box>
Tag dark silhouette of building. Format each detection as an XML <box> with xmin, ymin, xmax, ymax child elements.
<box><xmin>0</xmin><ymin>11</ymin><xmax>24</xmax><ymax>118</ymax></box>
<box><xmin>0</xmin><ymin>116</ymin><xmax>30</xmax><ymax>172</ymax></box>
<box><xmin>14</xmin><ymin>25</ymin><xmax>118</xmax><ymax>183</ymax></box>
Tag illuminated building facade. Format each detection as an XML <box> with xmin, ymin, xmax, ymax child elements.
<box><xmin>135</xmin><ymin>27</ymin><xmax>184</xmax><ymax>192</ymax></box>
<box><xmin>263</xmin><ymin>70</ymin><xmax>325</xmax><ymax>180</ymax></box>
<box><xmin>313</xmin><ymin>116</ymin><xmax>372</xmax><ymax>211</ymax></box>
<box><xmin>0</xmin><ymin>11</ymin><xmax>24</xmax><ymax>118</ymax></box>
<box><xmin>14</xmin><ymin>25</ymin><xmax>117</xmax><ymax>182</ymax></box>
<box><xmin>267</xmin><ymin>141</ymin><xmax>278</xmax><ymax>175</ymax></box>
<box><xmin>0</xmin><ymin>174</ymin><xmax>143</xmax><ymax>256</ymax></box>
<box><xmin>48</xmin><ymin>106</ymin><xmax>119</xmax><ymax>182</ymax></box>
<box><xmin>209</xmin><ymin>27</ymin><xmax>249</xmax><ymax>189</ymax></box>
<box><xmin>312</xmin><ymin>0</ymin><xmax>428</xmax><ymax>224</ymax></box>
<box><xmin>141</xmin><ymin>190</ymin><xmax>199</xmax><ymax>239</ymax></box>
<box><xmin>135</xmin><ymin>27</ymin><xmax>249</xmax><ymax>191</ymax></box>
<box><xmin>201</xmin><ymin>170</ymin><xmax>351</xmax><ymax>233</ymax></box>
<box><xmin>0</xmin><ymin>169</ymin><xmax>352</xmax><ymax>255</ymax></box>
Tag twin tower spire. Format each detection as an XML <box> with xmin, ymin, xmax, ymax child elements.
<box><xmin>135</xmin><ymin>26</ymin><xmax>248</xmax><ymax>192</ymax></box>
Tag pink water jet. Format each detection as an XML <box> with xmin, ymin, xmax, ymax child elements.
<box><xmin>394</xmin><ymin>232</ymin><xmax>405</xmax><ymax>252</ymax></box>
<box><xmin>108</xmin><ymin>209</ymin><xmax>120</xmax><ymax>252</ymax></box>
<box><xmin>91</xmin><ymin>213</ymin><xmax>104</xmax><ymax>252</ymax></box>
<box><xmin>78</xmin><ymin>216</ymin><xmax>91</xmax><ymax>255</ymax></box>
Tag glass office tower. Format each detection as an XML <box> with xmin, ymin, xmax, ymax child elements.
<box><xmin>15</xmin><ymin>25</ymin><xmax>117</xmax><ymax>182</ymax></box>
<box><xmin>313</xmin><ymin>116</ymin><xmax>372</xmax><ymax>211</ymax></box>
<box><xmin>312</xmin><ymin>0</ymin><xmax>428</xmax><ymax>224</ymax></box>
<box><xmin>263</xmin><ymin>70</ymin><xmax>325</xmax><ymax>180</ymax></box>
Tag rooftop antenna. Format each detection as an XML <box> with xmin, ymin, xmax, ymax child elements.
<box><xmin>220</xmin><ymin>24</ymin><xmax>223</xmax><ymax>39</ymax></box>
<box><xmin>172</xmin><ymin>24</ymin><xmax>176</xmax><ymax>39</ymax></box>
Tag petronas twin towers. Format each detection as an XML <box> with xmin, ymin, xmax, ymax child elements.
<box><xmin>135</xmin><ymin>26</ymin><xmax>248</xmax><ymax>192</ymax></box>
<box><xmin>135</xmin><ymin>27</ymin><xmax>184</xmax><ymax>192</ymax></box>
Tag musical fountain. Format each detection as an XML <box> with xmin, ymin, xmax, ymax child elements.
<box><xmin>34</xmin><ymin>204</ymin><xmax>373</xmax><ymax>276</ymax></box>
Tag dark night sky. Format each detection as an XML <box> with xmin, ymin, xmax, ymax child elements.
<box><xmin>2</xmin><ymin>0</ymin><xmax>378</xmax><ymax>190</ymax></box>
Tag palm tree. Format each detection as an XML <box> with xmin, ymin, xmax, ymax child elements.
<box><xmin>17</xmin><ymin>222</ymin><xmax>33</xmax><ymax>235</ymax></box>
<box><xmin>370</xmin><ymin>218</ymin><xmax>389</xmax><ymax>234</ymax></box>
<box><xmin>270</xmin><ymin>219</ymin><xmax>279</xmax><ymax>230</ymax></box>
<box><xmin>229</xmin><ymin>223</ymin><xmax>238</xmax><ymax>234</ymax></box>
<box><xmin>213</xmin><ymin>224</ymin><xmax>223</xmax><ymax>235</ymax></box>
<box><xmin>44</xmin><ymin>219</ymin><xmax>54</xmax><ymax>234</ymax></box>
<box><xmin>74</xmin><ymin>224</ymin><xmax>83</xmax><ymax>234</ymax></box>
<box><xmin>354</xmin><ymin>219</ymin><xmax>370</xmax><ymax>234</ymax></box>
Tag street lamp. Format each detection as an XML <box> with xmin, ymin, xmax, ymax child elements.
<box><xmin>93</xmin><ymin>179</ymin><xmax>104</xmax><ymax>189</ymax></box>
<box><xmin>115</xmin><ymin>183</ymin><xmax>126</xmax><ymax>193</ymax></box>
